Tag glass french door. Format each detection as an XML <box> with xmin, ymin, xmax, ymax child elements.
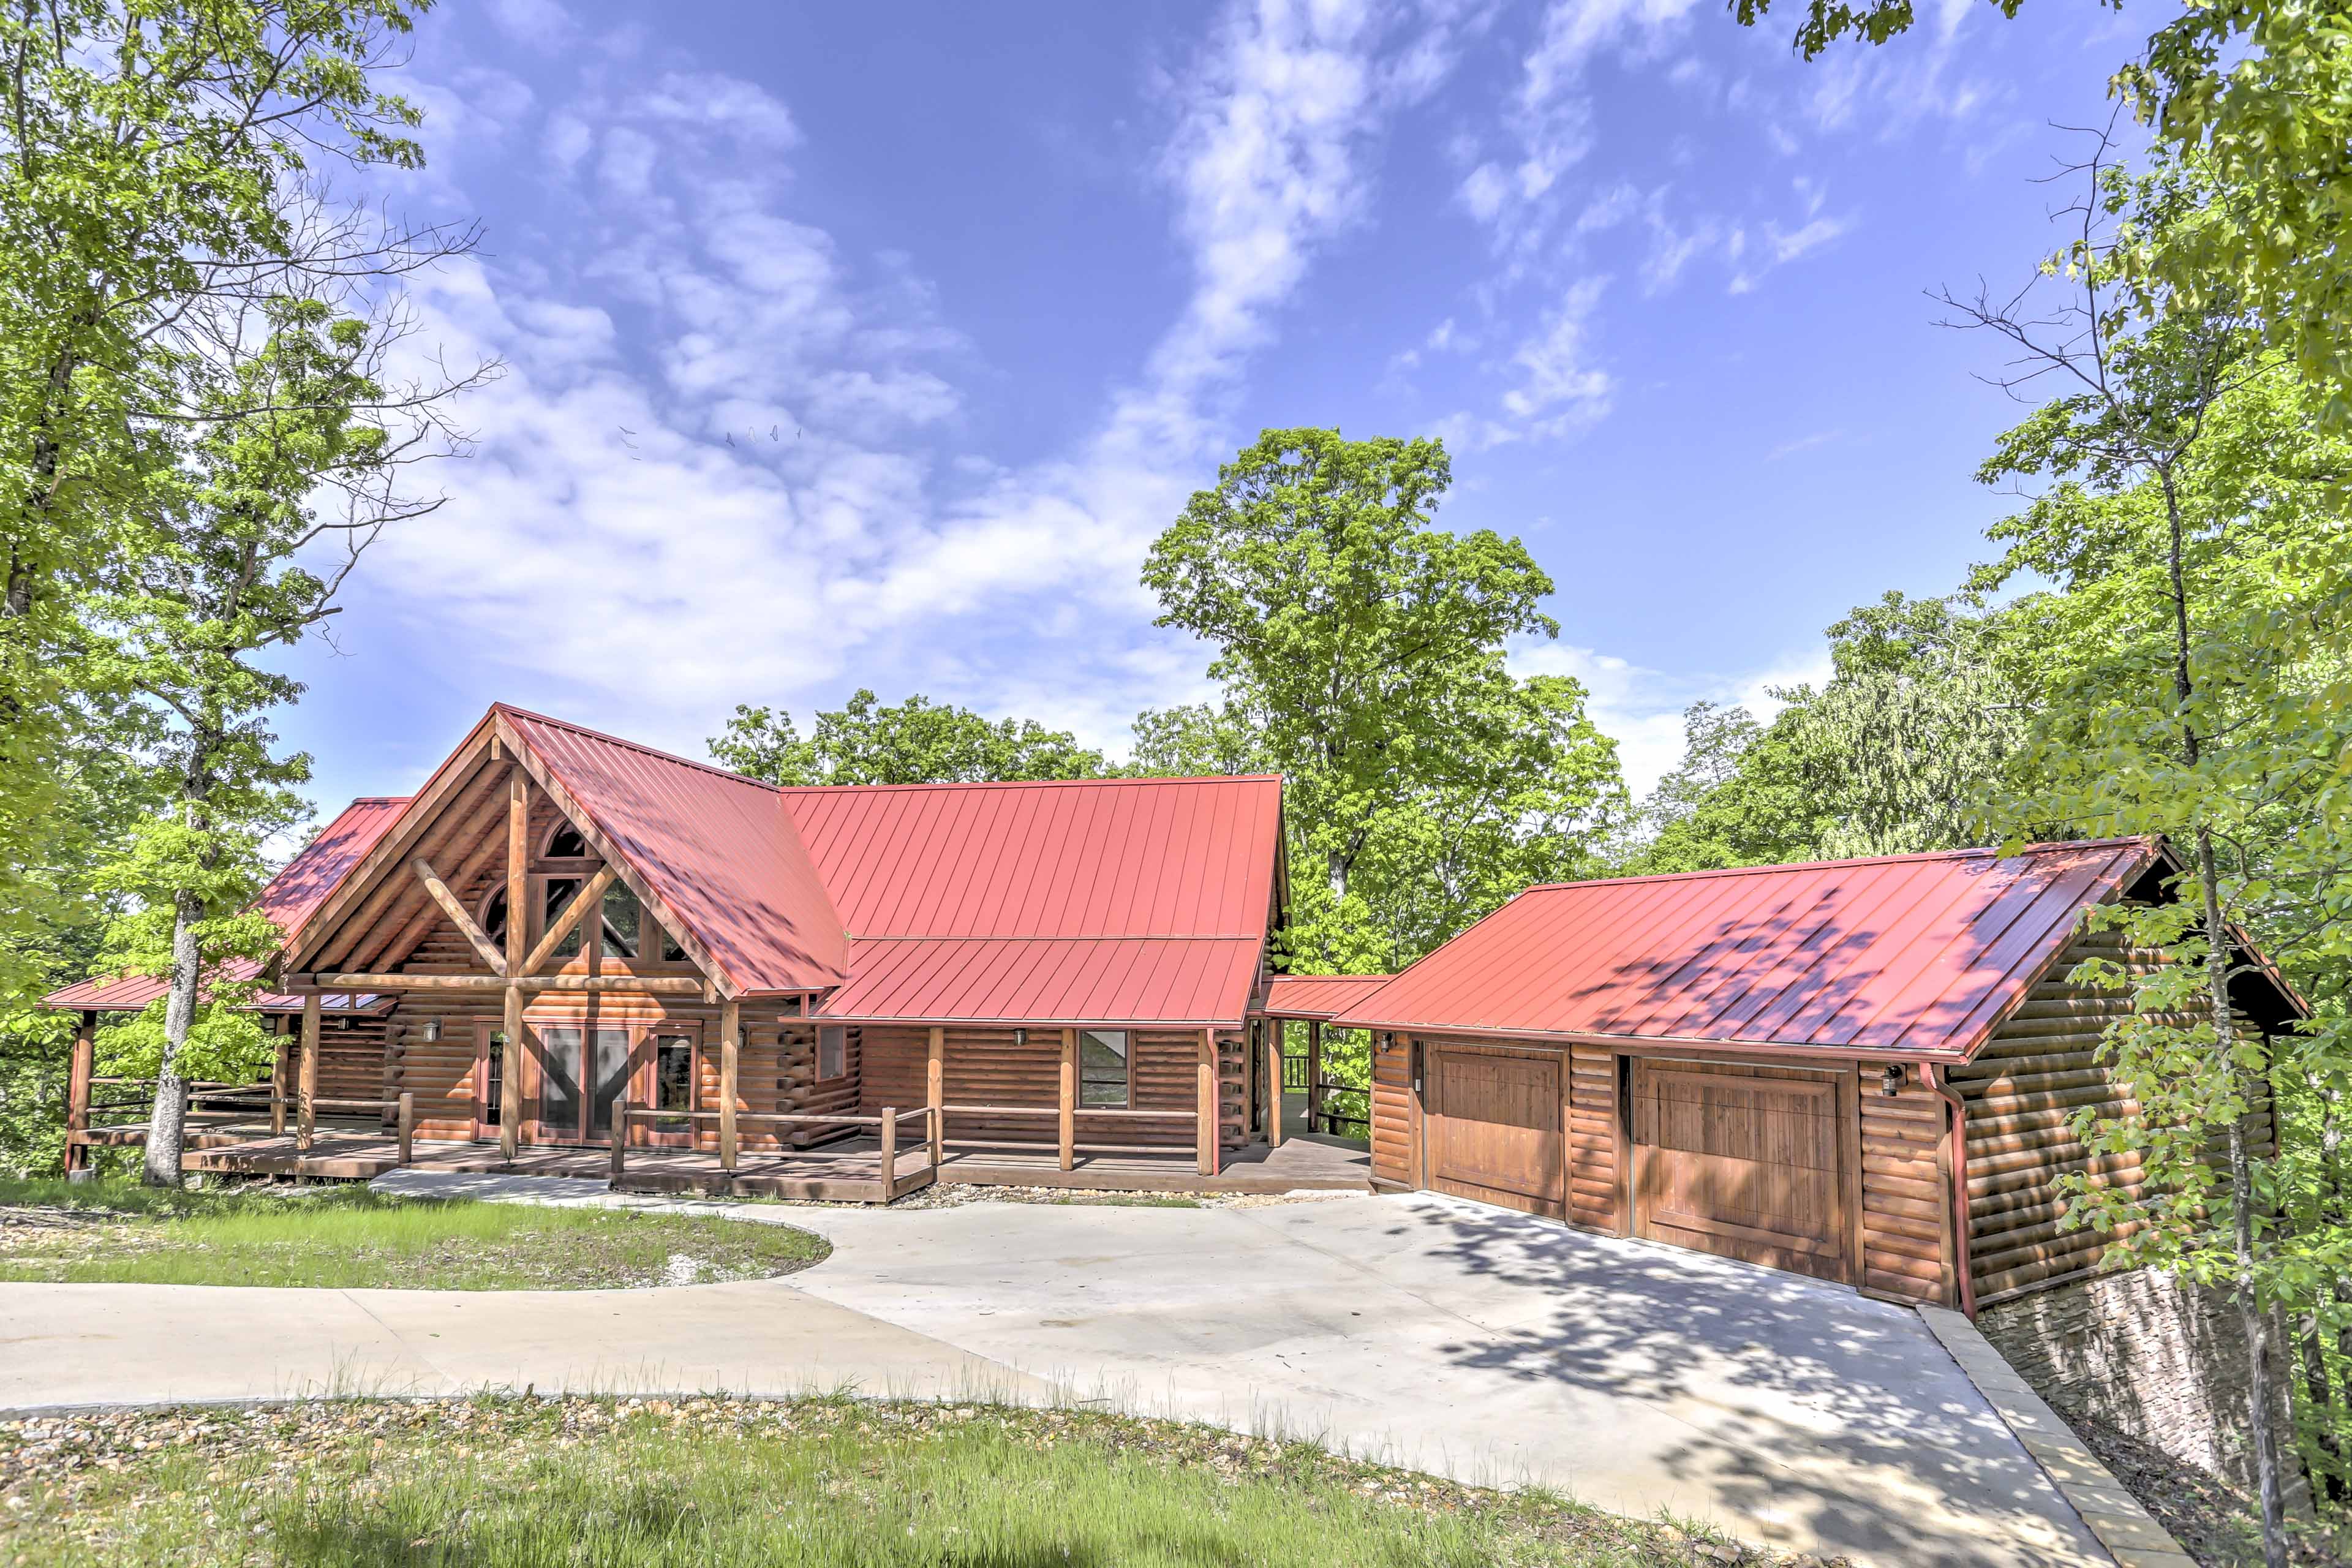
<box><xmin>535</xmin><ymin>1024</ymin><xmax>632</xmax><ymax>1144</ymax></box>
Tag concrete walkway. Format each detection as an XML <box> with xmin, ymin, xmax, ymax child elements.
<box><xmin>0</xmin><ymin>1178</ymin><xmax>2108</xmax><ymax>1568</ymax></box>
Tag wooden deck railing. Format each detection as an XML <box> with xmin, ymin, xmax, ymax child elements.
<box><xmin>609</xmin><ymin>1104</ymin><xmax>940</xmax><ymax>1203</ymax></box>
<box><xmin>925</xmin><ymin>1102</ymin><xmax>1197</xmax><ymax>1173</ymax></box>
<box><xmin>75</xmin><ymin>1078</ymin><xmax>417</xmax><ymax>1166</ymax></box>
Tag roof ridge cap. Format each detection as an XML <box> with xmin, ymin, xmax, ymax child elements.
<box><xmin>492</xmin><ymin>703</ymin><xmax>783</xmax><ymax>793</ymax></box>
<box><xmin>775</xmin><ymin>772</ymin><xmax>1283</xmax><ymax>795</ymax></box>
<box><xmin>1519</xmin><ymin>837</ymin><xmax>2149</xmax><ymax>894</ymax></box>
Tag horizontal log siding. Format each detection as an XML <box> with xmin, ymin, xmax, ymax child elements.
<box><xmin>1370</xmin><ymin>1033</ymin><xmax>1411</xmax><ymax>1185</ymax></box>
<box><xmin>859</xmin><ymin>1025</ymin><xmax>1227</xmax><ymax>1153</ymax></box>
<box><xmin>1859</xmin><ymin>1070</ymin><xmax>1952</xmax><ymax>1305</ymax></box>
<box><xmin>1954</xmin><ymin>928</ymin><xmax>2278</xmax><ymax>1305</ymax></box>
<box><xmin>1567</xmin><ymin>1044</ymin><xmax>1621</xmax><ymax>1234</ymax></box>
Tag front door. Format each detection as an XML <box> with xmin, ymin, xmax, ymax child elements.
<box><xmin>535</xmin><ymin>1023</ymin><xmax>632</xmax><ymax>1144</ymax></box>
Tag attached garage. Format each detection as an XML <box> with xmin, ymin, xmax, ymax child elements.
<box><xmin>1332</xmin><ymin>837</ymin><xmax>2304</xmax><ymax>1315</ymax></box>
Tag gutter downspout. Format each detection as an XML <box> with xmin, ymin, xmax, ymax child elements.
<box><xmin>1924</xmin><ymin>1061</ymin><xmax>1977</xmax><ymax>1318</ymax></box>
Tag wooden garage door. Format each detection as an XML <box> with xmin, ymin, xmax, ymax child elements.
<box><xmin>1631</xmin><ymin>1059</ymin><xmax>1850</xmax><ymax>1283</ymax></box>
<box><xmin>1425</xmin><ymin>1047</ymin><xmax>1564</xmax><ymax>1218</ymax></box>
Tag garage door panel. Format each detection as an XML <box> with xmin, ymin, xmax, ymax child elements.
<box><xmin>1427</xmin><ymin>1048</ymin><xmax>1563</xmax><ymax>1218</ymax></box>
<box><xmin>1632</xmin><ymin>1060</ymin><xmax>1853</xmax><ymax>1284</ymax></box>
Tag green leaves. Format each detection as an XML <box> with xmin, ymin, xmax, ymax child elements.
<box><xmin>712</xmin><ymin>690</ymin><xmax>1110</xmax><ymax>788</ymax></box>
<box><xmin>1139</xmin><ymin>427</ymin><xmax>1624</xmax><ymax>971</ymax></box>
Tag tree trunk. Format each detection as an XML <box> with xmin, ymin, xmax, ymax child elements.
<box><xmin>141</xmin><ymin>886</ymin><xmax>204</xmax><ymax>1188</ymax></box>
<box><xmin>2197</xmin><ymin>827</ymin><xmax>2288</xmax><ymax>1567</ymax></box>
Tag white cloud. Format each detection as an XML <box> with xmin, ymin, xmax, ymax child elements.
<box><xmin>1512</xmin><ymin>638</ymin><xmax>1831</xmax><ymax>797</ymax></box>
<box><xmin>351</xmin><ymin>0</ymin><xmax>1472</xmax><ymax>766</ymax></box>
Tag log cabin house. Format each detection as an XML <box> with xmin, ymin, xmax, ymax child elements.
<box><xmin>50</xmin><ymin>704</ymin><xmax>1370</xmax><ymax>1200</ymax></box>
<box><xmin>1329</xmin><ymin>838</ymin><xmax>2304</xmax><ymax>1315</ymax></box>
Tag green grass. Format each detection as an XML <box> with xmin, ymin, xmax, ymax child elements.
<box><xmin>0</xmin><ymin>1177</ymin><xmax>828</xmax><ymax>1290</ymax></box>
<box><xmin>0</xmin><ymin>1397</ymin><xmax>1766</xmax><ymax>1567</ymax></box>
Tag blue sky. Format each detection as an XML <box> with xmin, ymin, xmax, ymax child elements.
<box><xmin>279</xmin><ymin>0</ymin><xmax>2138</xmax><ymax>820</ymax></box>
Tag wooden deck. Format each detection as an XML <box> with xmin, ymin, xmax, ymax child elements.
<box><xmin>94</xmin><ymin>1116</ymin><xmax>1372</xmax><ymax>1201</ymax></box>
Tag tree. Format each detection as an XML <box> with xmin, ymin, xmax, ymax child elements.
<box><xmin>712</xmin><ymin>690</ymin><xmax>1109</xmax><ymax>787</ymax></box>
<box><xmin>1141</xmin><ymin>428</ymin><xmax>1625</xmax><ymax>972</ymax></box>
<box><xmin>0</xmin><ymin>1</ymin><xmax>470</xmax><ymax>1024</ymax></box>
<box><xmin>1964</xmin><ymin>146</ymin><xmax>2352</xmax><ymax>1565</ymax></box>
<box><xmin>1629</xmin><ymin>594</ymin><xmax>2024</xmax><ymax>875</ymax></box>
<box><xmin>87</xmin><ymin>293</ymin><xmax>477</xmax><ymax>1186</ymax></box>
<box><xmin>1727</xmin><ymin>0</ymin><xmax>2352</xmax><ymax>426</ymax></box>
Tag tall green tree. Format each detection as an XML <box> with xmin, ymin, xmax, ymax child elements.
<box><xmin>1140</xmin><ymin>428</ymin><xmax>1624</xmax><ymax>972</ymax></box>
<box><xmin>1964</xmin><ymin>148</ymin><xmax>2352</xmax><ymax>1563</ymax></box>
<box><xmin>712</xmin><ymin>690</ymin><xmax>1109</xmax><ymax>787</ymax></box>
<box><xmin>0</xmin><ymin>1</ymin><xmax>467</xmax><ymax>1021</ymax></box>
<box><xmin>89</xmin><ymin>295</ymin><xmax>475</xmax><ymax>1186</ymax></box>
<box><xmin>1727</xmin><ymin>0</ymin><xmax>2352</xmax><ymax>426</ymax></box>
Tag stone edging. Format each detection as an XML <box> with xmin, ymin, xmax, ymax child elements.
<box><xmin>1919</xmin><ymin>1305</ymin><xmax>2196</xmax><ymax>1568</ymax></box>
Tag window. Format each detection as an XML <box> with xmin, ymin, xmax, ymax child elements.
<box><xmin>600</xmin><ymin>882</ymin><xmax>640</xmax><ymax>959</ymax></box>
<box><xmin>1079</xmin><ymin>1029</ymin><xmax>1129</xmax><ymax>1108</ymax></box>
<box><xmin>652</xmin><ymin>1033</ymin><xmax>695</xmax><ymax>1134</ymax></box>
<box><xmin>817</xmin><ymin>1025</ymin><xmax>846</xmax><ymax>1082</ymax></box>
<box><xmin>545</xmin><ymin>823</ymin><xmax>590</xmax><ymax>858</ymax></box>
<box><xmin>481</xmin><ymin>1032</ymin><xmax>503</xmax><ymax>1126</ymax></box>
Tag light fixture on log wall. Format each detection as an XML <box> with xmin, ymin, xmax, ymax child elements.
<box><xmin>1880</xmin><ymin>1062</ymin><xmax>1907</xmax><ymax>1097</ymax></box>
<box><xmin>421</xmin><ymin>1018</ymin><xmax>441</xmax><ymax>1042</ymax></box>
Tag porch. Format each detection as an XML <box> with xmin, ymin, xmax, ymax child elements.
<box><xmin>74</xmin><ymin>1109</ymin><xmax>1371</xmax><ymax>1201</ymax></box>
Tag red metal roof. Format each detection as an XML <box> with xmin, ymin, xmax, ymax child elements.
<box><xmin>783</xmin><ymin>774</ymin><xmax>1283</xmax><ymax>1024</ymax></box>
<box><xmin>499</xmin><ymin>707</ymin><xmax>850</xmax><ymax>996</ymax></box>
<box><xmin>1332</xmin><ymin>839</ymin><xmax>2159</xmax><ymax>1061</ymax></box>
<box><xmin>1262</xmin><ymin>974</ymin><xmax>1392</xmax><ymax>1019</ymax></box>
<box><xmin>43</xmin><ymin>797</ymin><xmax>409</xmax><ymax>1014</ymax></box>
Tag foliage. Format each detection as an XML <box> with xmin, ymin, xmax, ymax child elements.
<box><xmin>1727</xmin><ymin>0</ymin><xmax>2352</xmax><ymax>427</ymax></box>
<box><xmin>1629</xmin><ymin>593</ymin><xmax>2024</xmax><ymax>874</ymax></box>
<box><xmin>712</xmin><ymin>688</ymin><xmax>1108</xmax><ymax>786</ymax></box>
<box><xmin>1962</xmin><ymin>148</ymin><xmax>2351</xmax><ymax>1551</ymax></box>
<box><xmin>1140</xmin><ymin>428</ymin><xmax>1626</xmax><ymax>973</ymax></box>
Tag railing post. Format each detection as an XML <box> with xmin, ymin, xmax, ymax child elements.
<box><xmin>397</xmin><ymin>1092</ymin><xmax>415</xmax><ymax>1165</ymax></box>
<box><xmin>927</xmin><ymin>1104</ymin><xmax>942</xmax><ymax>1171</ymax></box>
<box><xmin>298</xmin><ymin>994</ymin><xmax>321</xmax><ymax>1152</ymax></box>
<box><xmin>610</xmin><ymin>1102</ymin><xmax>628</xmax><ymax>1184</ymax></box>
<box><xmin>1197</xmin><ymin>1028</ymin><xmax>1218</xmax><ymax>1178</ymax></box>
<box><xmin>1058</xmin><ymin>1028</ymin><xmax>1076</xmax><ymax>1173</ymax></box>
<box><xmin>877</xmin><ymin>1105</ymin><xmax>897</xmax><ymax>1204</ymax></box>
<box><xmin>64</xmin><ymin>1011</ymin><xmax>96</xmax><ymax>1178</ymax></box>
<box><xmin>1306</xmin><ymin>1019</ymin><xmax>1323</xmax><ymax>1137</ymax></box>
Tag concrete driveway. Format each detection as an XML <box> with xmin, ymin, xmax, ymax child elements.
<box><xmin>0</xmin><ymin>1182</ymin><xmax>2104</xmax><ymax>1567</ymax></box>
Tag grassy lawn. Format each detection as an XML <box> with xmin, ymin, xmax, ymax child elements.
<box><xmin>0</xmin><ymin>1178</ymin><xmax>828</xmax><ymax>1290</ymax></box>
<box><xmin>0</xmin><ymin>1396</ymin><xmax>1799</xmax><ymax>1567</ymax></box>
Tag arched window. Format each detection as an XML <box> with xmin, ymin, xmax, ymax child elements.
<box><xmin>545</xmin><ymin>823</ymin><xmax>590</xmax><ymax>858</ymax></box>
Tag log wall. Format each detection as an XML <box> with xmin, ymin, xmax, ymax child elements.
<box><xmin>1370</xmin><ymin>1032</ymin><xmax>1412</xmax><ymax>1186</ymax></box>
<box><xmin>1858</xmin><ymin>1068</ymin><xmax>1953</xmax><ymax>1305</ymax></box>
<box><xmin>1952</xmin><ymin>927</ymin><xmax>2279</xmax><ymax>1305</ymax></box>
<box><xmin>1566</xmin><ymin>1043</ymin><xmax>1621</xmax><ymax>1234</ymax></box>
<box><xmin>858</xmin><ymin>1024</ymin><xmax>1241</xmax><ymax>1153</ymax></box>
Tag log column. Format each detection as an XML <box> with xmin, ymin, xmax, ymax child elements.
<box><xmin>64</xmin><ymin>1011</ymin><xmax>96</xmax><ymax>1177</ymax></box>
<box><xmin>298</xmin><ymin>993</ymin><xmax>321</xmax><ymax>1152</ymax></box>
<box><xmin>1263</xmin><ymin>1020</ymin><xmax>1284</xmax><ymax>1148</ymax></box>
<box><xmin>499</xmin><ymin>767</ymin><xmax>527</xmax><ymax>1161</ymax></box>
<box><xmin>1196</xmin><ymin>1028</ymin><xmax>1218</xmax><ymax>1177</ymax></box>
<box><xmin>1058</xmin><ymin>1028</ymin><xmax>1077</xmax><ymax>1172</ymax></box>
<box><xmin>270</xmin><ymin>1016</ymin><xmax>289</xmax><ymax>1137</ymax></box>
<box><xmin>718</xmin><ymin>998</ymin><xmax>741</xmax><ymax>1171</ymax></box>
<box><xmin>1306</xmin><ymin>1019</ymin><xmax>1322</xmax><ymax>1137</ymax></box>
<box><xmin>927</xmin><ymin>1026</ymin><xmax>946</xmax><ymax>1167</ymax></box>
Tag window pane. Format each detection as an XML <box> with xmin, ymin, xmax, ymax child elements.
<box><xmin>546</xmin><ymin>824</ymin><xmax>589</xmax><ymax>858</ymax></box>
<box><xmin>660</xmin><ymin>923</ymin><xmax>687</xmax><ymax>962</ymax></box>
<box><xmin>587</xmin><ymin>1028</ymin><xmax>630</xmax><ymax>1137</ymax></box>
<box><xmin>538</xmin><ymin>1025</ymin><xmax>582</xmax><ymax>1134</ymax></box>
<box><xmin>481</xmin><ymin>1036</ymin><xmax>503</xmax><ymax>1126</ymax></box>
<box><xmin>654</xmin><ymin>1039</ymin><xmax>694</xmax><ymax>1112</ymax></box>
<box><xmin>601</xmin><ymin>883</ymin><xmax>640</xmax><ymax>959</ymax></box>
<box><xmin>817</xmin><ymin>1025</ymin><xmax>845</xmax><ymax>1081</ymax></box>
<box><xmin>542</xmin><ymin>878</ymin><xmax>582</xmax><ymax>959</ymax></box>
<box><xmin>1079</xmin><ymin>1077</ymin><xmax>1127</xmax><ymax>1107</ymax></box>
<box><xmin>1079</xmin><ymin>1030</ymin><xmax>1127</xmax><ymax>1075</ymax></box>
<box><xmin>482</xmin><ymin>888</ymin><xmax>508</xmax><ymax>948</ymax></box>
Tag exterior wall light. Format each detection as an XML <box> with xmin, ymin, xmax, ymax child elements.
<box><xmin>421</xmin><ymin>1018</ymin><xmax>441</xmax><ymax>1043</ymax></box>
<box><xmin>1880</xmin><ymin>1063</ymin><xmax>1907</xmax><ymax>1097</ymax></box>
<box><xmin>1013</xmin><ymin>1028</ymin><xmax>1028</xmax><ymax>1046</ymax></box>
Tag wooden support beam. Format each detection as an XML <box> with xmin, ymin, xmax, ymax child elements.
<box><xmin>1058</xmin><ymin>1028</ymin><xmax>1077</xmax><ymax>1172</ymax></box>
<box><xmin>927</xmin><ymin>1026</ymin><xmax>946</xmax><ymax>1167</ymax></box>
<box><xmin>302</xmin><ymin>972</ymin><xmax>707</xmax><ymax>995</ymax></box>
<box><xmin>1306</xmin><ymin>1019</ymin><xmax>1322</xmax><ymax>1136</ymax></box>
<box><xmin>396</xmin><ymin>1093</ymin><xmax>415</xmax><ymax>1165</ymax></box>
<box><xmin>412</xmin><ymin>857</ymin><xmax>507</xmax><ymax>976</ymax></box>
<box><xmin>610</xmin><ymin>1101</ymin><xmax>629</xmax><ymax>1183</ymax></box>
<box><xmin>877</xmin><ymin>1105</ymin><xmax>897</xmax><ymax>1204</ymax></box>
<box><xmin>298</xmin><ymin>994</ymin><xmax>321</xmax><ymax>1152</ymax></box>
<box><xmin>718</xmin><ymin>999</ymin><xmax>741</xmax><ymax>1171</ymax></box>
<box><xmin>64</xmin><ymin>1012</ymin><xmax>96</xmax><ymax>1176</ymax></box>
<box><xmin>270</xmin><ymin>1017</ymin><xmax>288</xmax><ymax>1137</ymax></box>
<box><xmin>499</xmin><ymin>985</ymin><xmax>522</xmax><ymax>1161</ymax></box>
<box><xmin>1197</xmin><ymin>1028</ymin><xmax>1218</xmax><ymax>1177</ymax></box>
<box><xmin>1264</xmin><ymin>1019</ymin><xmax>1284</xmax><ymax>1148</ymax></box>
<box><xmin>353</xmin><ymin>783</ymin><xmax>510</xmax><ymax>973</ymax></box>
<box><xmin>523</xmin><ymin>864</ymin><xmax>618</xmax><ymax>974</ymax></box>
<box><xmin>318</xmin><ymin>760</ymin><xmax>507</xmax><ymax>974</ymax></box>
